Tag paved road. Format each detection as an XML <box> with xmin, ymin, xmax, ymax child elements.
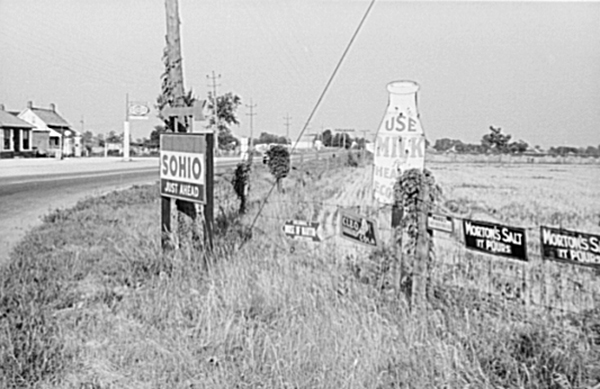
<box><xmin>0</xmin><ymin>150</ymin><xmax>339</xmax><ymax>264</ymax></box>
<box><xmin>0</xmin><ymin>156</ymin><xmax>243</xmax><ymax>264</ymax></box>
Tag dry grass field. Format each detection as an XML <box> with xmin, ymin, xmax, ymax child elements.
<box><xmin>1</xmin><ymin>153</ymin><xmax>598</xmax><ymax>388</ymax></box>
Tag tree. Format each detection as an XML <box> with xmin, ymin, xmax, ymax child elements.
<box><xmin>266</xmin><ymin>145</ymin><xmax>290</xmax><ymax>192</ymax></box>
<box><xmin>322</xmin><ymin>129</ymin><xmax>333</xmax><ymax>147</ymax></box>
<box><xmin>433</xmin><ymin>138</ymin><xmax>462</xmax><ymax>152</ymax></box>
<box><xmin>508</xmin><ymin>140</ymin><xmax>528</xmax><ymax>154</ymax></box>
<box><xmin>356</xmin><ymin>137</ymin><xmax>367</xmax><ymax>149</ymax></box>
<box><xmin>584</xmin><ymin>145</ymin><xmax>599</xmax><ymax>157</ymax></box>
<box><xmin>207</xmin><ymin>92</ymin><xmax>242</xmax><ymax>151</ymax></box>
<box><xmin>106</xmin><ymin>131</ymin><xmax>122</xmax><ymax>143</ymax></box>
<box><xmin>148</xmin><ymin>124</ymin><xmax>166</xmax><ymax>147</ymax></box>
<box><xmin>255</xmin><ymin>132</ymin><xmax>289</xmax><ymax>145</ymax></box>
<box><xmin>95</xmin><ymin>133</ymin><xmax>105</xmax><ymax>147</ymax></box>
<box><xmin>82</xmin><ymin>130</ymin><xmax>94</xmax><ymax>154</ymax></box>
<box><xmin>332</xmin><ymin>133</ymin><xmax>352</xmax><ymax>148</ymax></box>
<box><xmin>481</xmin><ymin>126</ymin><xmax>511</xmax><ymax>153</ymax></box>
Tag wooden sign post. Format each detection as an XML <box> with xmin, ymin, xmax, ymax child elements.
<box><xmin>160</xmin><ymin>103</ymin><xmax>213</xmax><ymax>251</ymax></box>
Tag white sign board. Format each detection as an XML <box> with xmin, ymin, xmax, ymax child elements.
<box><xmin>427</xmin><ymin>213</ymin><xmax>453</xmax><ymax>233</ymax></box>
<box><xmin>160</xmin><ymin>134</ymin><xmax>206</xmax><ymax>203</ymax></box>
<box><xmin>373</xmin><ymin>81</ymin><xmax>425</xmax><ymax>204</ymax></box>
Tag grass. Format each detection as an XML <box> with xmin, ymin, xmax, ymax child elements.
<box><xmin>0</xmin><ymin>156</ymin><xmax>599</xmax><ymax>388</ymax></box>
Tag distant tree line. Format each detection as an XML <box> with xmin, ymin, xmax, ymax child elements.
<box><xmin>320</xmin><ymin>129</ymin><xmax>367</xmax><ymax>149</ymax></box>
<box><xmin>253</xmin><ymin>132</ymin><xmax>290</xmax><ymax>145</ymax></box>
<box><xmin>432</xmin><ymin>125</ymin><xmax>599</xmax><ymax>157</ymax></box>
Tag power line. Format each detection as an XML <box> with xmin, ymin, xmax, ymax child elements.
<box><xmin>242</xmin><ymin>0</ymin><xmax>377</xmax><ymax>246</ymax></box>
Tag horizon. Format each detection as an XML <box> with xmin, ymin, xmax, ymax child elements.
<box><xmin>1</xmin><ymin>1</ymin><xmax>599</xmax><ymax>148</ymax></box>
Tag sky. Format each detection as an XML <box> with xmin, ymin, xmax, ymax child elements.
<box><xmin>1</xmin><ymin>0</ymin><xmax>599</xmax><ymax>148</ymax></box>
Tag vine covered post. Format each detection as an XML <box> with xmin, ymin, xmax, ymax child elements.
<box><xmin>392</xmin><ymin>181</ymin><xmax>404</xmax><ymax>300</ymax></box>
<box><xmin>412</xmin><ymin>178</ymin><xmax>431</xmax><ymax>310</ymax></box>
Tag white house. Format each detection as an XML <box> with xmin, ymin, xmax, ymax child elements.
<box><xmin>18</xmin><ymin>101</ymin><xmax>81</xmax><ymax>157</ymax></box>
<box><xmin>0</xmin><ymin>104</ymin><xmax>35</xmax><ymax>159</ymax></box>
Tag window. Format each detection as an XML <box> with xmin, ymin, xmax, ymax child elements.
<box><xmin>22</xmin><ymin>130</ymin><xmax>30</xmax><ymax>150</ymax></box>
<box><xmin>3</xmin><ymin>129</ymin><xmax>11</xmax><ymax>151</ymax></box>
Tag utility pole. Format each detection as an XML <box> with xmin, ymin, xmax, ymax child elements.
<box><xmin>206</xmin><ymin>71</ymin><xmax>221</xmax><ymax>152</ymax></box>
<box><xmin>246</xmin><ymin>99</ymin><xmax>257</xmax><ymax>162</ymax></box>
<box><xmin>164</xmin><ymin>0</ymin><xmax>201</xmax><ymax>244</ymax></box>
<box><xmin>283</xmin><ymin>113</ymin><xmax>292</xmax><ymax>142</ymax></box>
<box><xmin>123</xmin><ymin>94</ymin><xmax>131</xmax><ymax>161</ymax></box>
<box><xmin>165</xmin><ymin>0</ymin><xmax>185</xmax><ymax>108</ymax></box>
<box><xmin>80</xmin><ymin>115</ymin><xmax>85</xmax><ymax>158</ymax></box>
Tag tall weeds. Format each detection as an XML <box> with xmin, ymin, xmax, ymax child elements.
<box><xmin>0</xmin><ymin>164</ymin><xmax>598</xmax><ymax>388</ymax></box>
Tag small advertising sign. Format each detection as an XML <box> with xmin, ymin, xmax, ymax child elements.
<box><xmin>427</xmin><ymin>213</ymin><xmax>453</xmax><ymax>233</ymax></box>
<box><xmin>462</xmin><ymin>219</ymin><xmax>527</xmax><ymax>261</ymax></box>
<box><xmin>128</xmin><ymin>101</ymin><xmax>151</xmax><ymax>120</ymax></box>
<box><xmin>282</xmin><ymin>220</ymin><xmax>321</xmax><ymax>242</ymax></box>
<box><xmin>160</xmin><ymin>134</ymin><xmax>206</xmax><ymax>203</ymax></box>
<box><xmin>540</xmin><ymin>226</ymin><xmax>600</xmax><ymax>268</ymax></box>
<box><xmin>339</xmin><ymin>210</ymin><xmax>378</xmax><ymax>247</ymax></box>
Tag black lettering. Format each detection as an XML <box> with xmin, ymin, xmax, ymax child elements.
<box><xmin>179</xmin><ymin>155</ymin><xmax>186</xmax><ymax>178</ymax></box>
<box><xmin>161</xmin><ymin>154</ymin><xmax>168</xmax><ymax>175</ymax></box>
<box><xmin>169</xmin><ymin>155</ymin><xmax>177</xmax><ymax>176</ymax></box>
<box><xmin>192</xmin><ymin>158</ymin><xmax>202</xmax><ymax>179</ymax></box>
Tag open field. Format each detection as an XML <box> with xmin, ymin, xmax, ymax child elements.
<box><xmin>1</xmin><ymin>154</ymin><xmax>598</xmax><ymax>388</ymax></box>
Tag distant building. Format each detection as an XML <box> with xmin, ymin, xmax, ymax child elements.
<box><xmin>0</xmin><ymin>104</ymin><xmax>35</xmax><ymax>159</ymax></box>
<box><xmin>18</xmin><ymin>101</ymin><xmax>81</xmax><ymax>157</ymax></box>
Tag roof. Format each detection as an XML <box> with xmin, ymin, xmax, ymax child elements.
<box><xmin>0</xmin><ymin>110</ymin><xmax>34</xmax><ymax>129</ymax></box>
<box><xmin>31</xmin><ymin>107</ymin><xmax>71</xmax><ymax>128</ymax></box>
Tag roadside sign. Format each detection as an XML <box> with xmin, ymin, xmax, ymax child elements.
<box><xmin>540</xmin><ymin>226</ymin><xmax>600</xmax><ymax>268</ymax></box>
<box><xmin>373</xmin><ymin>81</ymin><xmax>425</xmax><ymax>204</ymax></box>
<box><xmin>160</xmin><ymin>134</ymin><xmax>206</xmax><ymax>203</ymax></box>
<box><xmin>282</xmin><ymin>220</ymin><xmax>321</xmax><ymax>242</ymax></box>
<box><xmin>339</xmin><ymin>210</ymin><xmax>378</xmax><ymax>247</ymax></box>
<box><xmin>463</xmin><ymin>219</ymin><xmax>527</xmax><ymax>261</ymax></box>
<box><xmin>427</xmin><ymin>213</ymin><xmax>453</xmax><ymax>233</ymax></box>
<box><xmin>128</xmin><ymin>101</ymin><xmax>150</xmax><ymax>120</ymax></box>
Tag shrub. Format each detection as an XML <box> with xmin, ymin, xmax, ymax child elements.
<box><xmin>266</xmin><ymin>145</ymin><xmax>290</xmax><ymax>192</ymax></box>
<box><xmin>231</xmin><ymin>161</ymin><xmax>251</xmax><ymax>214</ymax></box>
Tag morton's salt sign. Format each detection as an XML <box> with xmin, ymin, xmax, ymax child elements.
<box><xmin>160</xmin><ymin>134</ymin><xmax>206</xmax><ymax>203</ymax></box>
<box><xmin>540</xmin><ymin>226</ymin><xmax>600</xmax><ymax>268</ymax></box>
<box><xmin>373</xmin><ymin>81</ymin><xmax>425</xmax><ymax>204</ymax></box>
<box><xmin>462</xmin><ymin>219</ymin><xmax>527</xmax><ymax>261</ymax></box>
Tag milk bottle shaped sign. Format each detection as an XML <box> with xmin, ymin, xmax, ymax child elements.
<box><xmin>373</xmin><ymin>80</ymin><xmax>426</xmax><ymax>204</ymax></box>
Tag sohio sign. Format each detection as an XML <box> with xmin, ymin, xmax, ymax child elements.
<box><xmin>373</xmin><ymin>80</ymin><xmax>425</xmax><ymax>204</ymax></box>
<box><xmin>160</xmin><ymin>134</ymin><xmax>206</xmax><ymax>203</ymax></box>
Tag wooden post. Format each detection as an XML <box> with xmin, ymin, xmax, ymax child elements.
<box><xmin>392</xmin><ymin>202</ymin><xmax>404</xmax><ymax>299</ymax></box>
<box><xmin>412</xmin><ymin>179</ymin><xmax>430</xmax><ymax>310</ymax></box>
<box><xmin>161</xmin><ymin>196</ymin><xmax>171</xmax><ymax>249</ymax></box>
<box><xmin>204</xmin><ymin>132</ymin><xmax>214</xmax><ymax>250</ymax></box>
